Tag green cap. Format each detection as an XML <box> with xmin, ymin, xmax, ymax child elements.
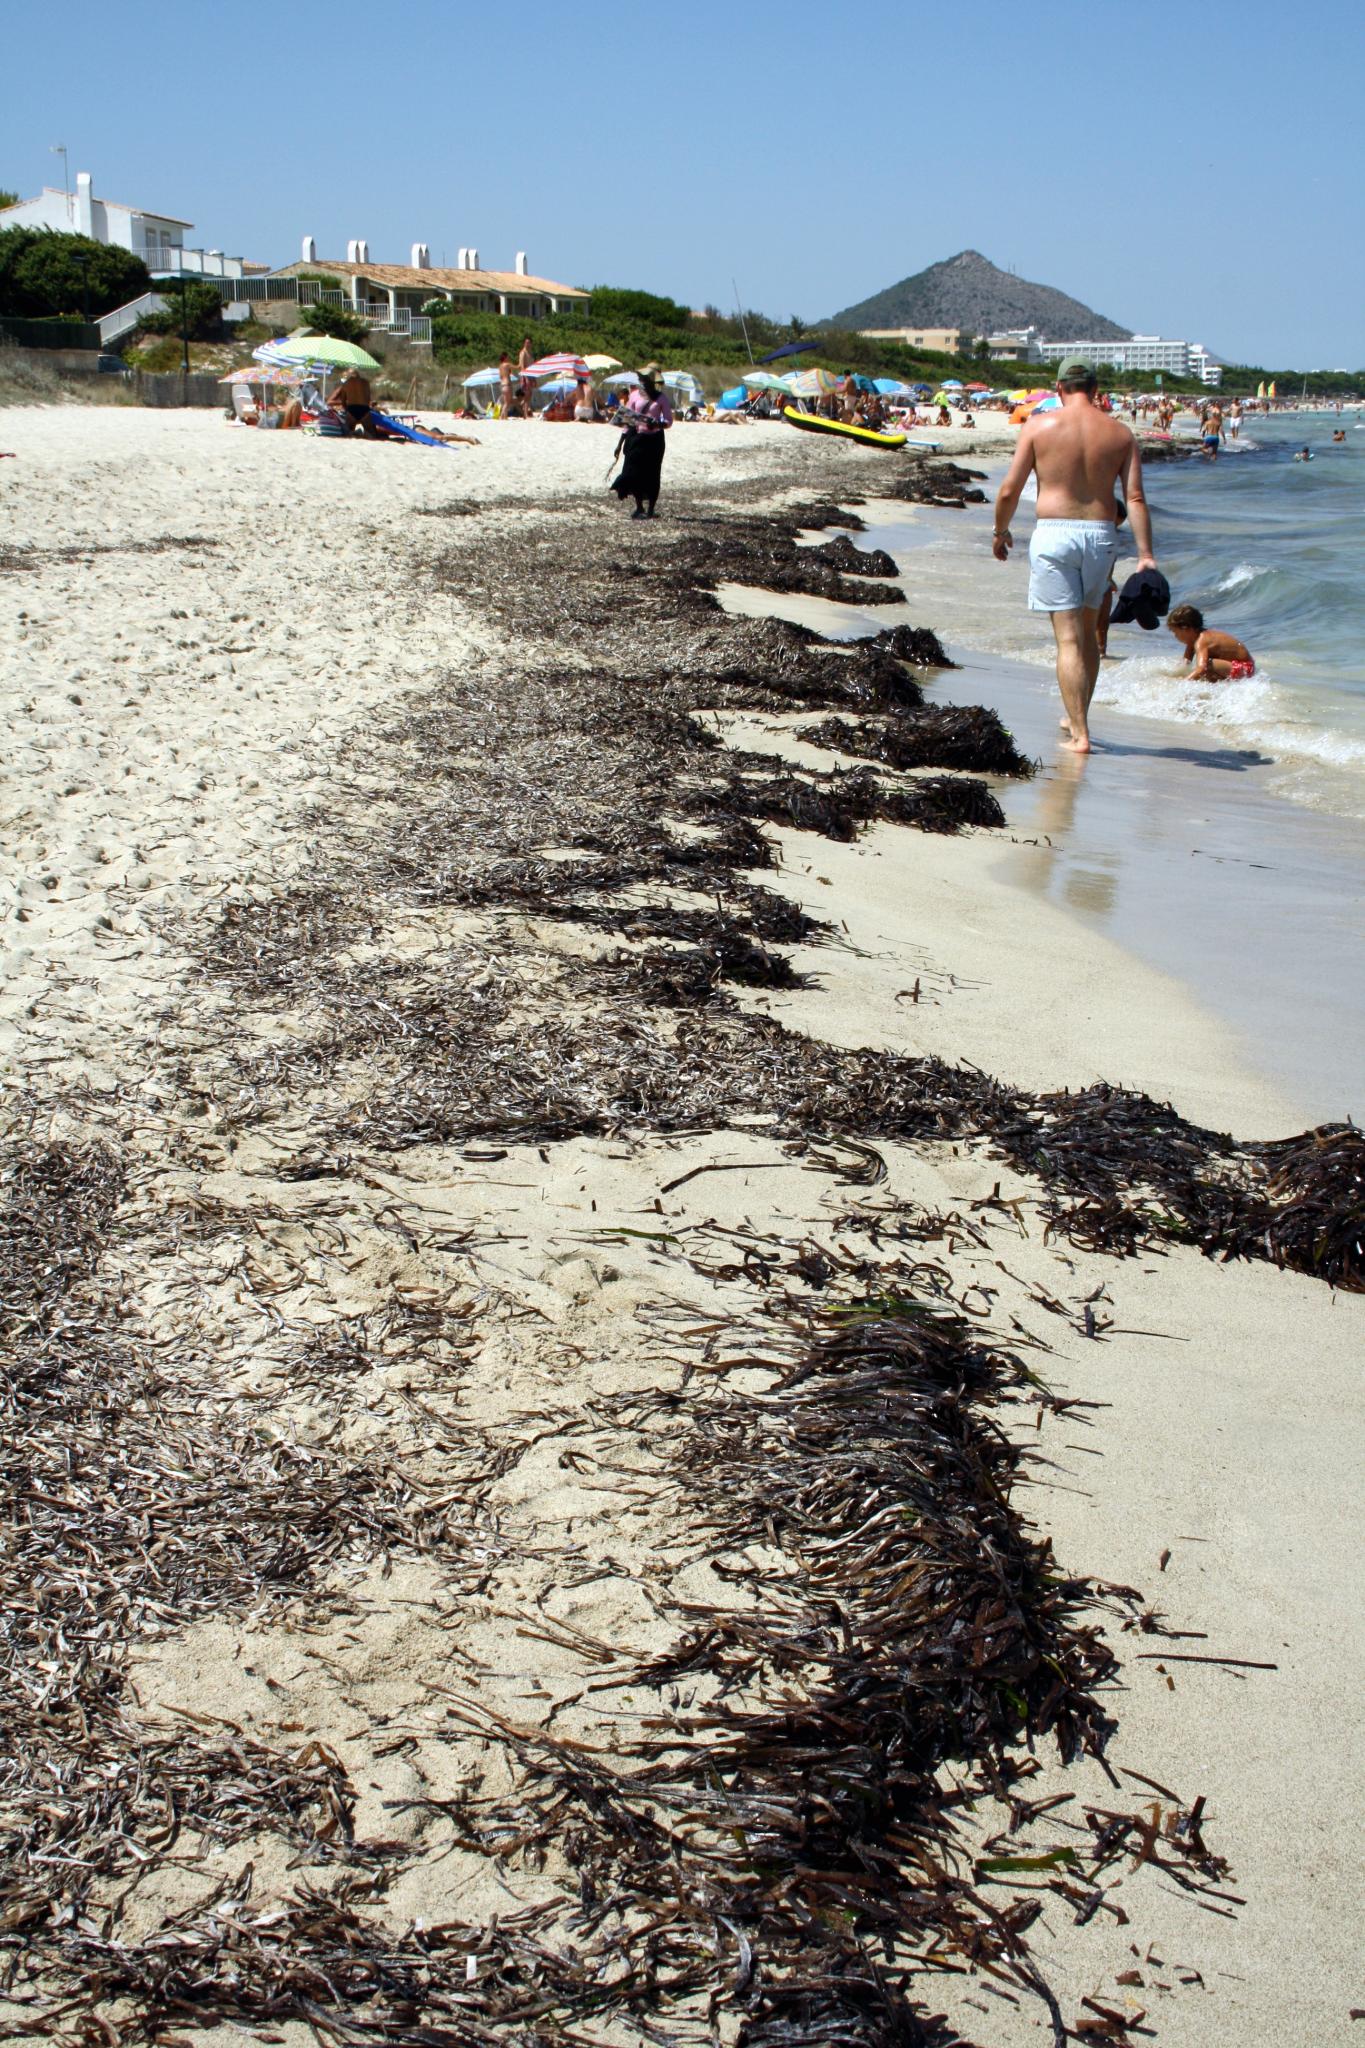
<box><xmin>1055</xmin><ymin>356</ymin><xmax>1097</xmax><ymax>382</ymax></box>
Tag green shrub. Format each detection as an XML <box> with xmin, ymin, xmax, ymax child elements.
<box><xmin>0</xmin><ymin>226</ymin><xmax>149</xmax><ymax>319</ymax></box>
<box><xmin>298</xmin><ymin>300</ymin><xmax>366</xmax><ymax>342</ymax></box>
<box><xmin>296</xmin><ymin>270</ymin><xmax>343</xmax><ymax>290</ymax></box>
<box><xmin>137</xmin><ymin>280</ymin><xmax>224</xmax><ymax>341</ymax></box>
<box><xmin>588</xmin><ymin>285</ymin><xmax>689</xmax><ymax>328</ymax></box>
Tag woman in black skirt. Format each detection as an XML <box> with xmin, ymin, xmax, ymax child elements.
<box><xmin>609</xmin><ymin>364</ymin><xmax>673</xmax><ymax>518</ymax></box>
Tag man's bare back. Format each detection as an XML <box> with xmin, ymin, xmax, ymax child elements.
<box><xmin>992</xmin><ymin>374</ymin><xmax>1158</xmax><ymax>754</ymax></box>
<box><xmin>1028</xmin><ymin>404</ymin><xmax>1142</xmax><ymax>521</ymax></box>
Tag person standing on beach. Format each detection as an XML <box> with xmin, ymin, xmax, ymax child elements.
<box><xmin>608</xmin><ymin>365</ymin><xmax>672</xmax><ymax>518</ymax></box>
<box><xmin>992</xmin><ymin>357</ymin><xmax>1157</xmax><ymax>754</ymax></box>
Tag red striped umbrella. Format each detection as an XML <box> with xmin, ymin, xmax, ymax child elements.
<box><xmin>524</xmin><ymin>352</ymin><xmax>588</xmax><ymax>378</ymax></box>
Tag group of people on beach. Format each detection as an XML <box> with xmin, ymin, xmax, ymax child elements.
<box><xmin>993</xmin><ymin>358</ymin><xmax>1254</xmax><ymax>752</ymax></box>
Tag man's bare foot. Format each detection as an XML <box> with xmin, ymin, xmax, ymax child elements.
<box><xmin>1060</xmin><ymin>733</ymin><xmax>1092</xmax><ymax>754</ymax></box>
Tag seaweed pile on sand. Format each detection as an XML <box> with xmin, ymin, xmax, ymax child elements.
<box><xmin>4</xmin><ymin>464</ymin><xmax>1359</xmax><ymax>2046</ymax></box>
<box><xmin>0</xmin><ymin>1117</ymin><xmax>1237</xmax><ymax>2045</ymax></box>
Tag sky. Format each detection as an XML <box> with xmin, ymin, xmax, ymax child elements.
<box><xmin>4</xmin><ymin>0</ymin><xmax>1362</xmax><ymax>369</ymax></box>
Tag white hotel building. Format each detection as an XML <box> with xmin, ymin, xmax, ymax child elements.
<box><xmin>1038</xmin><ymin>335</ymin><xmax>1223</xmax><ymax>386</ymax></box>
<box><xmin>986</xmin><ymin>326</ymin><xmax>1224</xmax><ymax>386</ymax></box>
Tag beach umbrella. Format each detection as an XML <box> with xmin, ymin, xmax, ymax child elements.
<box><xmin>265</xmin><ymin>332</ymin><xmax>380</xmax><ymax>370</ymax></box>
<box><xmin>966</xmin><ymin>381</ymin><xmax>990</xmax><ymax>391</ymax></box>
<box><xmin>462</xmin><ymin>367</ymin><xmax>502</xmax><ymax>387</ymax></box>
<box><xmin>1031</xmin><ymin>394</ymin><xmax>1061</xmax><ymax>412</ymax></box>
<box><xmin>219</xmin><ymin>365</ymin><xmax>304</xmax><ymax>385</ymax></box>
<box><xmin>785</xmin><ymin>367</ymin><xmax>837</xmax><ymax>397</ymax></box>
<box><xmin>524</xmin><ymin>351</ymin><xmax>588</xmax><ymax>377</ymax></box>
<box><xmin>538</xmin><ymin>377</ymin><xmax>579</xmax><ymax>394</ymax></box>
<box><xmin>911</xmin><ymin>382</ymin><xmax>934</xmax><ymax>396</ymax></box>
<box><xmin>582</xmin><ymin>353</ymin><xmax>621</xmax><ymax>371</ymax></box>
<box><xmin>742</xmin><ymin>371</ymin><xmax>790</xmax><ymax>391</ymax></box>
<box><xmin>602</xmin><ymin>370</ymin><xmax>641</xmax><ymax>387</ymax></box>
<box><xmin>940</xmin><ymin>378</ymin><xmax>964</xmax><ymax>389</ymax></box>
<box><xmin>661</xmin><ymin>370</ymin><xmax>702</xmax><ymax>401</ymax></box>
<box><xmin>757</xmin><ymin>339</ymin><xmax>821</xmax><ymax>363</ymax></box>
<box><xmin>874</xmin><ymin>378</ymin><xmax>911</xmax><ymax>396</ymax></box>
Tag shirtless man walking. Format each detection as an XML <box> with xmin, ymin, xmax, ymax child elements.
<box><xmin>992</xmin><ymin>357</ymin><xmax>1157</xmax><ymax>753</ymax></box>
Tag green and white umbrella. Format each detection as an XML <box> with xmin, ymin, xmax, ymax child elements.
<box><xmin>258</xmin><ymin>332</ymin><xmax>380</xmax><ymax>371</ymax></box>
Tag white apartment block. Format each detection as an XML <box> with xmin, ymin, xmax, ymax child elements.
<box><xmin>1038</xmin><ymin>335</ymin><xmax>1224</xmax><ymax>386</ymax></box>
<box><xmin>0</xmin><ymin>170</ymin><xmax>247</xmax><ymax>280</ymax></box>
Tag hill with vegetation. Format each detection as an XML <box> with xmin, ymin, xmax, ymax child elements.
<box><xmin>825</xmin><ymin>250</ymin><xmax>1131</xmax><ymax>342</ymax></box>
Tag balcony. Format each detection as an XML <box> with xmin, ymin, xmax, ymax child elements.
<box><xmin>138</xmin><ymin>245</ymin><xmax>245</xmax><ymax>282</ymax></box>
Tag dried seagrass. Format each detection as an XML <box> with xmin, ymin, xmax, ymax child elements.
<box><xmin>798</xmin><ymin>710</ymin><xmax>1035</xmax><ymax>778</ymax></box>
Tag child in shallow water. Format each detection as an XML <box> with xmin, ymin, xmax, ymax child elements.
<box><xmin>1166</xmin><ymin>603</ymin><xmax>1256</xmax><ymax>681</ymax></box>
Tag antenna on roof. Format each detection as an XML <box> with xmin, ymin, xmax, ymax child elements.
<box><xmin>51</xmin><ymin>143</ymin><xmax>70</xmax><ymax>223</ymax></box>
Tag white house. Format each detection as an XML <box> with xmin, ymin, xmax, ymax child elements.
<box><xmin>0</xmin><ymin>170</ymin><xmax>248</xmax><ymax>281</ymax></box>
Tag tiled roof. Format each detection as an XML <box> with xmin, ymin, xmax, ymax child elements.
<box><xmin>274</xmin><ymin>258</ymin><xmax>588</xmax><ymax>298</ymax></box>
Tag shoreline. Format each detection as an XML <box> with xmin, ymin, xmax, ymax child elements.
<box><xmin>1</xmin><ymin>409</ymin><xmax>1360</xmax><ymax>2045</ymax></box>
<box><xmin>761</xmin><ymin>475</ymin><xmax>1365</xmax><ymax>1126</ymax></box>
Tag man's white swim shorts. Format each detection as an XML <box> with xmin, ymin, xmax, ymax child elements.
<box><xmin>1027</xmin><ymin>519</ymin><xmax>1119</xmax><ymax>613</ymax></box>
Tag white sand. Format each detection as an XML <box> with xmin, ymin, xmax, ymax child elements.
<box><xmin>1</xmin><ymin>407</ymin><xmax>1359</xmax><ymax>2045</ymax></box>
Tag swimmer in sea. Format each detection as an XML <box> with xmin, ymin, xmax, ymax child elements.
<box><xmin>1293</xmin><ymin>446</ymin><xmax>1313</xmax><ymax>461</ymax></box>
<box><xmin>1166</xmin><ymin>603</ymin><xmax>1255</xmax><ymax>682</ymax></box>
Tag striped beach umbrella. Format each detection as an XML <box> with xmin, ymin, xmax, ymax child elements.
<box><xmin>524</xmin><ymin>352</ymin><xmax>588</xmax><ymax>378</ymax></box>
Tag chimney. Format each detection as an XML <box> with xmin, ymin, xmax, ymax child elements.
<box><xmin>467</xmin><ymin>248</ymin><xmax>478</xmax><ymax>271</ymax></box>
<box><xmin>411</xmin><ymin>242</ymin><xmax>430</xmax><ymax>269</ymax></box>
<box><xmin>302</xmin><ymin>234</ymin><xmax>316</xmax><ymax>263</ymax></box>
<box><xmin>347</xmin><ymin>238</ymin><xmax>369</xmax><ymax>263</ymax></box>
<box><xmin>515</xmin><ymin>251</ymin><xmax>528</xmax><ymax>276</ymax></box>
<box><xmin>75</xmin><ymin>171</ymin><xmax>93</xmax><ymax>238</ymax></box>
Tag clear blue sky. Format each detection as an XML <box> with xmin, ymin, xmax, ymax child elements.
<box><xmin>5</xmin><ymin>0</ymin><xmax>1362</xmax><ymax>368</ymax></box>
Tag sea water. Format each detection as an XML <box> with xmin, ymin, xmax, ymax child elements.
<box><xmin>879</xmin><ymin>414</ymin><xmax>1365</xmax><ymax>820</ymax></box>
<box><xmin>1099</xmin><ymin>416</ymin><xmax>1365</xmax><ymax>818</ymax></box>
<box><xmin>731</xmin><ymin>430</ymin><xmax>1365</xmax><ymax>1122</ymax></box>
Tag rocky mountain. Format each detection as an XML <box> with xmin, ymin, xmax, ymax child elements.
<box><xmin>825</xmin><ymin>250</ymin><xmax>1132</xmax><ymax>342</ymax></box>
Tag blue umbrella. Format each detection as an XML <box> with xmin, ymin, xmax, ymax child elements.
<box><xmin>463</xmin><ymin>367</ymin><xmax>502</xmax><ymax>387</ymax></box>
<box><xmin>756</xmin><ymin>339</ymin><xmax>821</xmax><ymax>364</ymax></box>
<box><xmin>874</xmin><ymin>378</ymin><xmax>910</xmax><ymax>396</ymax></box>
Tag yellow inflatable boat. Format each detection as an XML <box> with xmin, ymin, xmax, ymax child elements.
<box><xmin>782</xmin><ymin>407</ymin><xmax>907</xmax><ymax>451</ymax></box>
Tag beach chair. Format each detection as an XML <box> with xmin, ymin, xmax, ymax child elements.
<box><xmin>231</xmin><ymin>385</ymin><xmax>259</xmax><ymax>426</ymax></box>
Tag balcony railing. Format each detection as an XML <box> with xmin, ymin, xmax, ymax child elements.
<box><xmin>138</xmin><ymin>245</ymin><xmax>246</xmax><ymax>281</ymax></box>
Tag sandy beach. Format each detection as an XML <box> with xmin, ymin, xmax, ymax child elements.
<box><xmin>1</xmin><ymin>407</ymin><xmax>1360</xmax><ymax>2047</ymax></box>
